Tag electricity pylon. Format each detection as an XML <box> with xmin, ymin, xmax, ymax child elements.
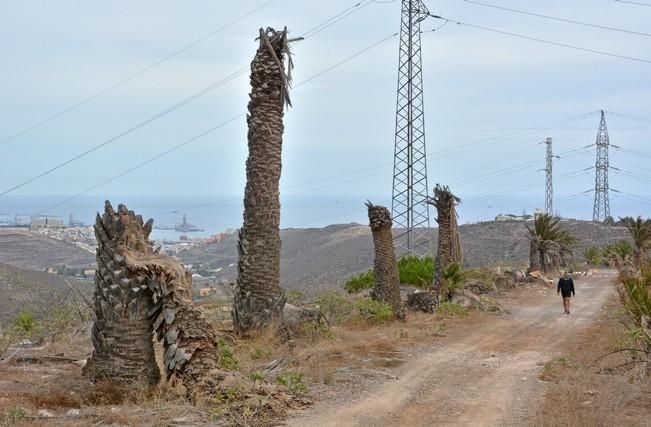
<box><xmin>592</xmin><ymin>110</ymin><xmax>611</xmax><ymax>222</ymax></box>
<box><xmin>391</xmin><ymin>0</ymin><xmax>431</xmax><ymax>256</ymax></box>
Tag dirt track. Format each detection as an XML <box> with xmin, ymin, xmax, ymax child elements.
<box><xmin>287</xmin><ymin>271</ymin><xmax>617</xmax><ymax>427</ymax></box>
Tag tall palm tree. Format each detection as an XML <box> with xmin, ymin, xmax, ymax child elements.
<box><xmin>366</xmin><ymin>202</ymin><xmax>404</xmax><ymax>319</ymax></box>
<box><xmin>233</xmin><ymin>28</ymin><xmax>294</xmax><ymax>334</ymax></box>
<box><xmin>85</xmin><ymin>202</ymin><xmax>222</xmax><ymax>392</ymax></box>
<box><xmin>620</xmin><ymin>216</ymin><xmax>651</xmax><ymax>268</ymax></box>
<box><xmin>526</xmin><ymin>213</ymin><xmax>575</xmax><ymax>273</ymax></box>
<box><xmin>428</xmin><ymin>184</ymin><xmax>462</xmax><ymax>293</ymax></box>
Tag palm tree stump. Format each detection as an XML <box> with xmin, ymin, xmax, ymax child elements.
<box><xmin>233</xmin><ymin>27</ymin><xmax>295</xmax><ymax>334</ymax></box>
<box><xmin>84</xmin><ymin>202</ymin><xmax>221</xmax><ymax>392</ymax></box>
<box><xmin>83</xmin><ymin>202</ymin><xmax>160</xmax><ymax>385</ymax></box>
<box><xmin>428</xmin><ymin>185</ymin><xmax>462</xmax><ymax>296</ymax></box>
<box><xmin>366</xmin><ymin>202</ymin><xmax>405</xmax><ymax>320</ymax></box>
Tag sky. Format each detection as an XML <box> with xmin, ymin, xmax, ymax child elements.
<box><xmin>1</xmin><ymin>0</ymin><xmax>650</xmax><ymax>218</ymax></box>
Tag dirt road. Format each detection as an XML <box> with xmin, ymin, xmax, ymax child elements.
<box><xmin>287</xmin><ymin>271</ymin><xmax>617</xmax><ymax>427</ymax></box>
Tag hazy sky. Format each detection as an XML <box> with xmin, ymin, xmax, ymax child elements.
<box><xmin>1</xmin><ymin>0</ymin><xmax>650</xmax><ymax>211</ymax></box>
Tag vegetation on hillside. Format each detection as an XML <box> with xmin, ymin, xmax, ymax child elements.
<box><xmin>344</xmin><ymin>256</ymin><xmax>434</xmax><ymax>293</ymax></box>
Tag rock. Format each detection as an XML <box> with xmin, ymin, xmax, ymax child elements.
<box><xmin>494</xmin><ymin>276</ymin><xmax>516</xmax><ymax>289</ymax></box>
<box><xmin>66</xmin><ymin>409</ymin><xmax>80</xmax><ymax>416</ymax></box>
<box><xmin>407</xmin><ymin>291</ymin><xmax>438</xmax><ymax>313</ymax></box>
<box><xmin>465</xmin><ymin>279</ymin><xmax>496</xmax><ymax>294</ymax></box>
<box><xmin>38</xmin><ymin>409</ymin><xmax>54</xmax><ymax>418</ymax></box>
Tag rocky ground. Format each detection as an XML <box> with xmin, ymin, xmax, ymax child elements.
<box><xmin>1</xmin><ymin>270</ymin><xmax>648</xmax><ymax>426</ymax></box>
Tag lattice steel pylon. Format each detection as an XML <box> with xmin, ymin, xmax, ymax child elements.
<box><xmin>592</xmin><ymin>110</ymin><xmax>611</xmax><ymax>222</ymax></box>
<box><xmin>544</xmin><ymin>137</ymin><xmax>554</xmax><ymax>215</ymax></box>
<box><xmin>391</xmin><ymin>0</ymin><xmax>431</xmax><ymax>256</ymax></box>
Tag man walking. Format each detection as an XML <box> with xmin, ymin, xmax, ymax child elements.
<box><xmin>557</xmin><ymin>271</ymin><xmax>575</xmax><ymax>315</ymax></box>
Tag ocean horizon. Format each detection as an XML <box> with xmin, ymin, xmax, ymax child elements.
<box><xmin>1</xmin><ymin>194</ymin><xmax>648</xmax><ymax>240</ymax></box>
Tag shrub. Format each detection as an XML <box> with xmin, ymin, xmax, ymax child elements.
<box><xmin>437</xmin><ymin>301</ymin><xmax>467</xmax><ymax>317</ymax></box>
<box><xmin>286</xmin><ymin>289</ymin><xmax>305</xmax><ymax>305</ymax></box>
<box><xmin>4</xmin><ymin>405</ymin><xmax>27</xmax><ymax>426</ymax></box>
<box><xmin>276</xmin><ymin>370</ymin><xmax>308</xmax><ymax>396</ymax></box>
<box><xmin>343</xmin><ymin>270</ymin><xmax>375</xmax><ymax>294</ymax></box>
<box><xmin>355</xmin><ymin>298</ymin><xmax>394</xmax><ymax>324</ymax></box>
<box><xmin>583</xmin><ymin>246</ymin><xmax>602</xmax><ymax>265</ymax></box>
<box><xmin>14</xmin><ymin>310</ymin><xmax>39</xmax><ymax>334</ymax></box>
<box><xmin>216</xmin><ymin>339</ymin><xmax>240</xmax><ymax>371</ymax></box>
<box><xmin>398</xmin><ymin>255</ymin><xmax>433</xmax><ymax>288</ymax></box>
<box><xmin>314</xmin><ymin>292</ymin><xmax>355</xmax><ymax>326</ymax></box>
<box><xmin>301</xmin><ymin>320</ymin><xmax>334</xmax><ymax>342</ymax></box>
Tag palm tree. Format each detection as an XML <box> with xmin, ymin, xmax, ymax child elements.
<box><xmin>428</xmin><ymin>184</ymin><xmax>462</xmax><ymax>294</ymax></box>
<box><xmin>526</xmin><ymin>213</ymin><xmax>575</xmax><ymax>273</ymax></box>
<box><xmin>233</xmin><ymin>28</ymin><xmax>294</xmax><ymax>334</ymax></box>
<box><xmin>619</xmin><ymin>216</ymin><xmax>651</xmax><ymax>268</ymax></box>
<box><xmin>366</xmin><ymin>202</ymin><xmax>404</xmax><ymax>319</ymax></box>
<box><xmin>85</xmin><ymin>202</ymin><xmax>223</xmax><ymax>392</ymax></box>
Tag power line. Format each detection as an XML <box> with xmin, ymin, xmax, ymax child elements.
<box><xmin>0</xmin><ymin>66</ymin><xmax>249</xmax><ymax>198</ymax></box>
<box><xmin>3</xmin><ymin>2</ymin><xmax>391</xmax><ymax>200</ymax></box>
<box><xmin>464</xmin><ymin>0</ymin><xmax>651</xmax><ymax>38</ymax></box>
<box><xmin>302</xmin><ymin>0</ymin><xmax>374</xmax><ymax>39</ymax></box>
<box><xmin>426</xmin><ymin>14</ymin><xmax>651</xmax><ymax>64</ymax></box>
<box><xmin>605</xmin><ymin>110</ymin><xmax>651</xmax><ymax>124</ymax></box>
<box><xmin>0</xmin><ymin>0</ymin><xmax>278</xmax><ymax>146</ymax></box>
<box><xmin>430</xmin><ymin>111</ymin><xmax>599</xmax><ymax>158</ymax></box>
<box><xmin>33</xmin><ymin>31</ymin><xmax>400</xmax><ymax>214</ymax></box>
<box><xmin>614</xmin><ymin>0</ymin><xmax>651</xmax><ymax>6</ymax></box>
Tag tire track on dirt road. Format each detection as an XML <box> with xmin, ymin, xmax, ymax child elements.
<box><xmin>287</xmin><ymin>271</ymin><xmax>616</xmax><ymax>427</ymax></box>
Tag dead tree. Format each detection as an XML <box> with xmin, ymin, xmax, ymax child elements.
<box><xmin>366</xmin><ymin>202</ymin><xmax>405</xmax><ymax>319</ymax></box>
<box><xmin>233</xmin><ymin>28</ymin><xmax>296</xmax><ymax>334</ymax></box>
<box><xmin>84</xmin><ymin>202</ymin><xmax>160</xmax><ymax>385</ymax></box>
<box><xmin>84</xmin><ymin>202</ymin><xmax>221</xmax><ymax>392</ymax></box>
<box><xmin>428</xmin><ymin>185</ymin><xmax>462</xmax><ymax>294</ymax></box>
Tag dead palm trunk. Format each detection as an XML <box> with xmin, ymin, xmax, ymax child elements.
<box><xmin>85</xmin><ymin>202</ymin><xmax>222</xmax><ymax>393</ymax></box>
<box><xmin>233</xmin><ymin>28</ymin><xmax>294</xmax><ymax>334</ymax></box>
<box><xmin>366</xmin><ymin>202</ymin><xmax>404</xmax><ymax>319</ymax></box>
<box><xmin>84</xmin><ymin>202</ymin><xmax>160</xmax><ymax>385</ymax></box>
<box><xmin>428</xmin><ymin>185</ymin><xmax>462</xmax><ymax>294</ymax></box>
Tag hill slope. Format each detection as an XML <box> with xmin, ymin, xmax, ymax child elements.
<box><xmin>179</xmin><ymin>220</ymin><xmax>630</xmax><ymax>293</ymax></box>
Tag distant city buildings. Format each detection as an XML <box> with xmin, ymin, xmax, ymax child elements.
<box><xmin>30</xmin><ymin>216</ymin><xmax>65</xmax><ymax>229</ymax></box>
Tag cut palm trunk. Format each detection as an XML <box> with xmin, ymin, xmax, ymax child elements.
<box><xmin>233</xmin><ymin>27</ymin><xmax>295</xmax><ymax>334</ymax></box>
<box><xmin>366</xmin><ymin>202</ymin><xmax>404</xmax><ymax>319</ymax></box>
<box><xmin>428</xmin><ymin>185</ymin><xmax>462</xmax><ymax>295</ymax></box>
<box><xmin>83</xmin><ymin>202</ymin><xmax>160</xmax><ymax>385</ymax></box>
<box><xmin>85</xmin><ymin>202</ymin><xmax>221</xmax><ymax>392</ymax></box>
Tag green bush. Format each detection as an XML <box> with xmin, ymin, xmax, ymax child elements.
<box><xmin>276</xmin><ymin>370</ymin><xmax>308</xmax><ymax>396</ymax></box>
<box><xmin>355</xmin><ymin>298</ymin><xmax>394</xmax><ymax>324</ymax></box>
<box><xmin>13</xmin><ymin>310</ymin><xmax>39</xmax><ymax>334</ymax></box>
<box><xmin>343</xmin><ymin>270</ymin><xmax>375</xmax><ymax>294</ymax></box>
<box><xmin>216</xmin><ymin>339</ymin><xmax>239</xmax><ymax>371</ymax></box>
<box><xmin>314</xmin><ymin>292</ymin><xmax>355</xmax><ymax>326</ymax></box>
<box><xmin>4</xmin><ymin>405</ymin><xmax>27</xmax><ymax>426</ymax></box>
<box><xmin>437</xmin><ymin>301</ymin><xmax>467</xmax><ymax>317</ymax></box>
<box><xmin>398</xmin><ymin>255</ymin><xmax>433</xmax><ymax>288</ymax></box>
<box><xmin>583</xmin><ymin>246</ymin><xmax>602</xmax><ymax>265</ymax></box>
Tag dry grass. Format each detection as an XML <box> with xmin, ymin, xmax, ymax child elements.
<box><xmin>529</xmin><ymin>303</ymin><xmax>651</xmax><ymax>427</ymax></box>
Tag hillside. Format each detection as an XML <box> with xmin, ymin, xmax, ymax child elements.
<box><xmin>0</xmin><ymin>262</ymin><xmax>92</xmax><ymax>323</ymax></box>
<box><xmin>0</xmin><ymin>230</ymin><xmax>95</xmax><ymax>272</ymax></box>
<box><xmin>179</xmin><ymin>220</ymin><xmax>631</xmax><ymax>293</ymax></box>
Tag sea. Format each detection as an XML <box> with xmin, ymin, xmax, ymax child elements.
<box><xmin>0</xmin><ymin>194</ymin><xmax>647</xmax><ymax>241</ymax></box>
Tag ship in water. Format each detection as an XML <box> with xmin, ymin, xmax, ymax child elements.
<box><xmin>174</xmin><ymin>214</ymin><xmax>204</xmax><ymax>233</ymax></box>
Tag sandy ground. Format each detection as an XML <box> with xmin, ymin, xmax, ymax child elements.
<box><xmin>286</xmin><ymin>271</ymin><xmax>617</xmax><ymax>427</ymax></box>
